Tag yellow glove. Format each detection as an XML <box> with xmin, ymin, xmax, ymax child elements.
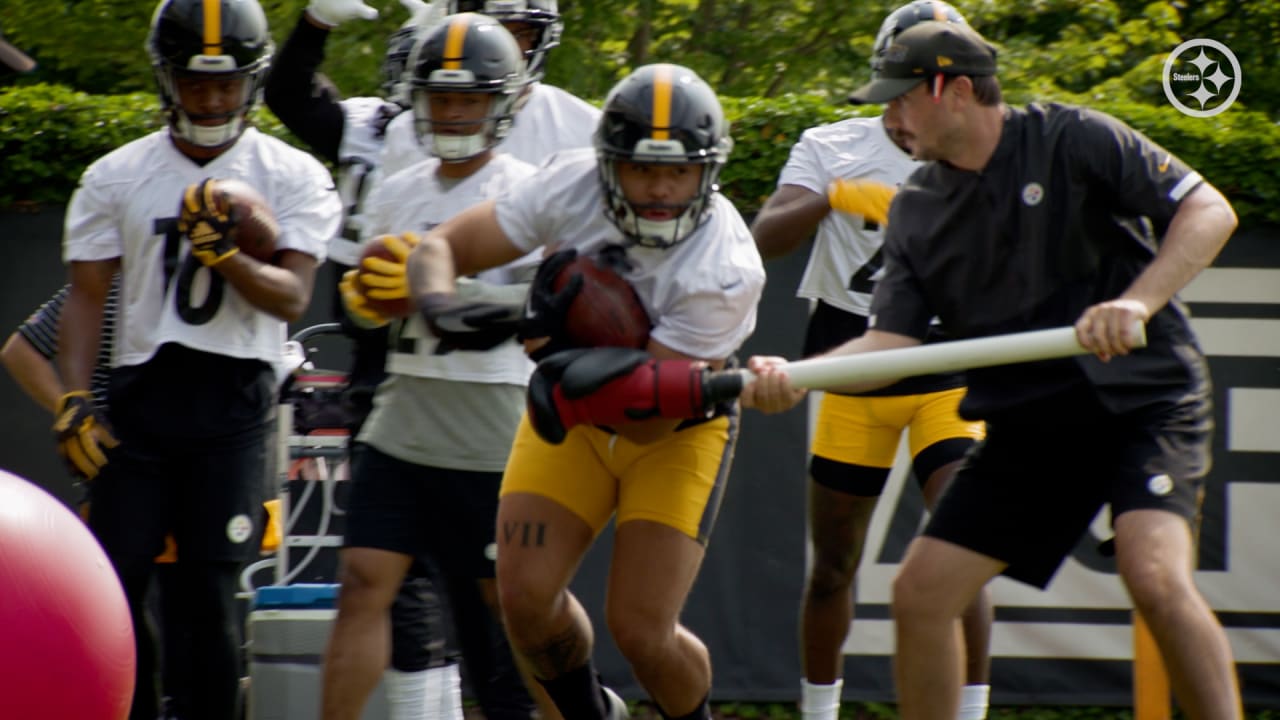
<box><xmin>52</xmin><ymin>390</ymin><xmax>119</xmax><ymax>481</ymax></box>
<box><xmin>339</xmin><ymin>268</ymin><xmax>390</xmax><ymax>328</ymax></box>
<box><xmin>827</xmin><ymin>178</ymin><xmax>896</xmax><ymax>227</ymax></box>
<box><xmin>358</xmin><ymin>232</ymin><xmax>420</xmax><ymax>302</ymax></box>
<box><xmin>178</xmin><ymin>179</ymin><xmax>240</xmax><ymax>266</ymax></box>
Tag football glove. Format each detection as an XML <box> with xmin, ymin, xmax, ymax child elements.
<box><xmin>416</xmin><ymin>293</ymin><xmax>523</xmax><ymax>353</ymax></box>
<box><xmin>827</xmin><ymin>178</ymin><xmax>896</xmax><ymax>227</ymax></box>
<box><xmin>527</xmin><ymin>348</ymin><xmax>734</xmax><ymax>445</ymax></box>
<box><xmin>52</xmin><ymin>391</ymin><xmax>119</xmax><ymax>481</ymax></box>
<box><xmin>178</xmin><ymin>178</ymin><xmax>239</xmax><ymax>266</ymax></box>
<box><xmin>358</xmin><ymin>232</ymin><xmax>419</xmax><ymax>303</ymax></box>
<box><xmin>400</xmin><ymin>0</ymin><xmax>446</xmax><ymax>28</ymax></box>
<box><xmin>340</xmin><ymin>268</ymin><xmax>391</xmax><ymax>329</ymax></box>
<box><xmin>517</xmin><ymin>248</ymin><xmax>584</xmax><ymax>362</ymax></box>
<box><xmin>306</xmin><ymin>0</ymin><xmax>378</xmax><ymax>27</ymax></box>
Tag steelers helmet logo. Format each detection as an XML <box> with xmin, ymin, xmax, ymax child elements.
<box><xmin>227</xmin><ymin>513</ymin><xmax>254</xmax><ymax>543</ymax></box>
<box><xmin>1021</xmin><ymin>182</ymin><xmax>1044</xmax><ymax>207</ymax></box>
<box><xmin>1147</xmin><ymin>474</ymin><xmax>1174</xmax><ymax>497</ymax></box>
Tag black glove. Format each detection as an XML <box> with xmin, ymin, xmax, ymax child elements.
<box><xmin>417</xmin><ymin>292</ymin><xmax>523</xmax><ymax>353</ymax></box>
<box><xmin>517</xmin><ymin>249</ymin><xmax>583</xmax><ymax>361</ymax></box>
<box><xmin>527</xmin><ymin>348</ymin><xmax>720</xmax><ymax>444</ymax></box>
<box><xmin>52</xmin><ymin>391</ymin><xmax>119</xmax><ymax>481</ymax></box>
<box><xmin>177</xmin><ymin>178</ymin><xmax>239</xmax><ymax>266</ymax></box>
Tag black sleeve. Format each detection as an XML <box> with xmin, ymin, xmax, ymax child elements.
<box><xmin>263</xmin><ymin>14</ymin><xmax>346</xmax><ymax>164</ymax></box>
<box><xmin>1067</xmin><ymin>107</ymin><xmax>1203</xmax><ymax>232</ymax></box>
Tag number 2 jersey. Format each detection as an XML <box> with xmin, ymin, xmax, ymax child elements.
<box><xmin>779</xmin><ymin>115</ymin><xmax>962</xmax><ymax>396</ymax></box>
<box><xmin>778</xmin><ymin>116</ymin><xmax>919</xmax><ymax>318</ymax></box>
<box><xmin>63</xmin><ymin>127</ymin><xmax>341</xmax><ymax>370</ymax></box>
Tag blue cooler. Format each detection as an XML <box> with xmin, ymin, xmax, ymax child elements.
<box><xmin>247</xmin><ymin>584</ymin><xmax>389</xmax><ymax>719</ymax></box>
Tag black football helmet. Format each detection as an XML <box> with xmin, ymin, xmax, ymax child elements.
<box><xmin>449</xmin><ymin>0</ymin><xmax>561</xmax><ymax>81</ymax></box>
<box><xmin>147</xmin><ymin>0</ymin><xmax>273</xmax><ymax>148</ymax></box>
<box><xmin>870</xmin><ymin>0</ymin><xmax>968</xmax><ymax>73</ymax></box>
<box><xmin>408</xmin><ymin>13</ymin><xmax>527</xmax><ymax>162</ymax></box>
<box><xmin>381</xmin><ymin>24</ymin><xmax>420</xmax><ymax>107</ymax></box>
<box><xmin>594</xmin><ymin>64</ymin><xmax>732</xmax><ymax>249</ymax></box>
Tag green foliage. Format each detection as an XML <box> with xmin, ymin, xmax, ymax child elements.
<box><xmin>718</xmin><ymin>94</ymin><xmax>869</xmax><ymax>211</ymax></box>
<box><xmin>0</xmin><ymin>83</ymin><xmax>294</xmax><ymax>208</ymax></box>
<box><xmin>2</xmin><ymin>1</ymin><xmax>407</xmax><ymax>101</ymax></box>
<box><xmin>2</xmin><ymin>82</ymin><xmax>1276</xmax><ymax>228</ymax></box>
<box><xmin>0</xmin><ymin>84</ymin><xmax>163</xmax><ymax>208</ymax></box>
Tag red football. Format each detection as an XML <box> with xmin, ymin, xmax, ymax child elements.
<box><xmin>553</xmin><ymin>254</ymin><xmax>651</xmax><ymax>350</ymax></box>
<box><xmin>354</xmin><ymin>237</ymin><xmax>414</xmax><ymax>318</ymax></box>
<box><xmin>214</xmin><ymin>178</ymin><xmax>279</xmax><ymax>262</ymax></box>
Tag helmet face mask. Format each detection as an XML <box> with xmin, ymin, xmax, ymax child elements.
<box><xmin>449</xmin><ymin>0</ymin><xmax>562</xmax><ymax>81</ymax></box>
<box><xmin>408</xmin><ymin>13</ymin><xmax>528</xmax><ymax>163</ymax></box>
<box><xmin>147</xmin><ymin>0</ymin><xmax>273</xmax><ymax>149</ymax></box>
<box><xmin>594</xmin><ymin>63</ymin><xmax>732</xmax><ymax>249</ymax></box>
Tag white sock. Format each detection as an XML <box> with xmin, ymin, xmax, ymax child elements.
<box><xmin>800</xmin><ymin>678</ymin><xmax>842</xmax><ymax>720</ymax></box>
<box><xmin>384</xmin><ymin>665</ymin><xmax>464</xmax><ymax>720</ymax></box>
<box><xmin>957</xmin><ymin>683</ymin><xmax>990</xmax><ymax>720</ymax></box>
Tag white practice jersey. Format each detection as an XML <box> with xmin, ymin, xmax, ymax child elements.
<box><xmin>365</xmin><ymin>153</ymin><xmax>538</xmax><ymax>385</ymax></box>
<box><xmin>379</xmin><ymin>81</ymin><xmax>601</xmax><ymax>178</ymax></box>
<box><xmin>64</xmin><ymin>128</ymin><xmax>341</xmax><ymax>368</ymax></box>
<box><xmin>331</xmin><ymin>96</ymin><xmax>403</xmax><ymax>266</ymax></box>
<box><xmin>779</xmin><ymin>116</ymin><xmax>919</xmax><ymax>315</ymax></box>
<box><xmin>495</xmin><ymin>149</ymin><xmax>765</xmax><ymax>361</ymax></box>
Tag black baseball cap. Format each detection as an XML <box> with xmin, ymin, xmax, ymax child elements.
<box><xmin>848</xmin><ymin>21</ymin><xmax>997</xmax><ymax>105</ymax></box>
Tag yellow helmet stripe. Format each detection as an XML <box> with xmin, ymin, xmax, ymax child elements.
<box><xmin>443</xmin><ymin>16</ymin><xmax>469</xmax><ymax>70</ymax></box>
<box><xmin>931</xmin><ymin>1</ymin><xmax>948</xmax><ymax>21</ymax></box>
<box><xmin>651</xmin><ymin>64</ymin><xmax>673</xmax><ymax>141</ymax></box>
<box><xmin>202</xmin><ymin>0</ymin><xmax>223</xmax><ymax>55</ymax></box>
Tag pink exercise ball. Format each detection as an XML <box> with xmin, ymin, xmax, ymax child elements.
<box><xmin>0</xmin><ymin>468</ymin><xmax>135</xmax><ymax>719</ymax></box>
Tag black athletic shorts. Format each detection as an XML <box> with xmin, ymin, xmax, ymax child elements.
<box><xmin>923</xmin><ymin>388</ymin><xmax>1211</xmax><ymax>589</ymax></box>
<box><xmin>344</xmin><ymin>445</ymin><xmax>502</xmax><ymax>579</ymax></box>
<box><xmin>87</xmin><ymin>423</ymin><xmax>270</xmax><ymax>564</ymax></box>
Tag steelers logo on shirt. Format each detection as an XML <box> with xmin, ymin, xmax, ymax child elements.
<box><xmin>227</xmin><ymin>514</ymin><xmax>254</xmax><ymax>544</ymax></box>
<box><xmin>1147</xmin><ymin>474</ymin><xmax>1174</xmax><ymax>497</ymax></box>
<box><xmin>1021</xmin><ymin>182</ymin><xmax>1044</xmax><ymax>207</ymax></box>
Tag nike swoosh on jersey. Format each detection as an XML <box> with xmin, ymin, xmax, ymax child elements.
<box><xmin>1158</xmin><ymin>154</ymin><xmax>1171</xmax><ymax>172</ymax></box>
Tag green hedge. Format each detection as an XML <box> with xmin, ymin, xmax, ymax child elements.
<box><xmin>3</xmin><ymin>82</ymin><xmax>1277</xmax><ymax>224</ymax></box>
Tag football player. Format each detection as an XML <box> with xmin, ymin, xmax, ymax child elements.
<box><xmin>263</xmin><ymin>1</ymin><xmax>471</xmax><ymax>716</ymax></box>
<box><xmin>55</xmin><ymin>1</ymin><xmax>340</xmax><ymax>718</ymax></box>
<box><xmin>320</xmin><ymin>14</ymin><xmax>551</xmax><ymax>720</ymax></box>
<box><xmin>377</xmin><ymin>0</ymin><xmax>600</xmax><ymax>178</ymax></box>
<box><xmin>1</xmin><ymin>277</ymin><xmax>289</xmax><ymax>720</ymax></box>
<box><xmin>403</xmin><ymin>64</ymin><xmax>765</xmax><ymax>720</ymax></box>
<box><xmin>750</xmin><ymin>4</ymin><xmax>993</xmax><ymax>719</ymax></box>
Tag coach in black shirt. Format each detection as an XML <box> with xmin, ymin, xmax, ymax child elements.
<box><xmin>743</xmin><ymin>20</ymin><xmax>1242</xmax><ymax>720</ymax></box>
